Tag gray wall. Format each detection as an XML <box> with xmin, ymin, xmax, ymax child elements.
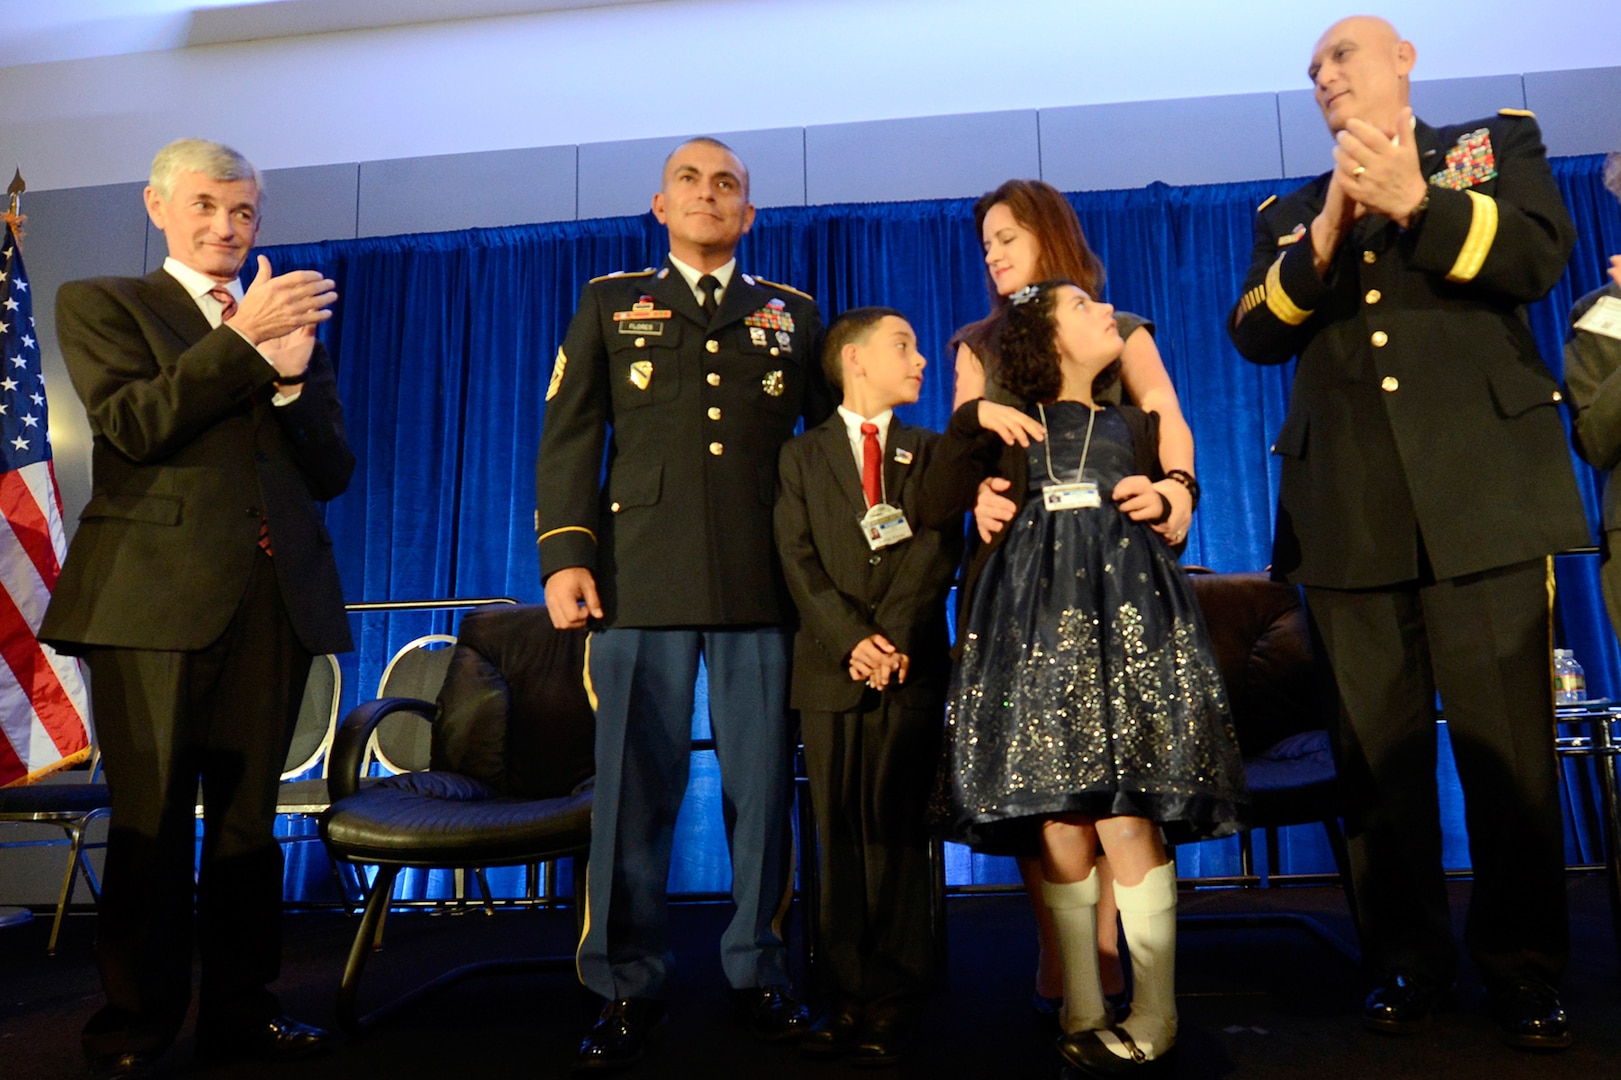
<box><xmin>5</xmin><ymin>66</ymin><xmax>1618</xmax><ymax>906</ymax></box>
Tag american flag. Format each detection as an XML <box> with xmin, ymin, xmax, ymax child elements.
<box><xmin>0</xmin><ymin>220</ymin><xmax>90</xmax><ymax>787</ymax></box>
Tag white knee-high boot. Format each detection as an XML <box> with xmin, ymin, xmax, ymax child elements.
<box><xmin>1106</xmin><ymin>860</ymin><xmax>1178</xmax><ymax>1060</ymax></box>
<box><xmin>1041</xmin><ymin>868</ymin><xmax>1108</xmax><ymax>1034</ymax></box>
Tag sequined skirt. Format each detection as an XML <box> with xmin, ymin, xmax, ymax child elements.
<box><xmin>942</xmin><ymin>503</ymin><xmax>1248</xmax><ymax>849</ymax></box>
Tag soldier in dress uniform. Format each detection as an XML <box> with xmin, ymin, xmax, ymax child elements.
<box><xmin>536</xmin><ymin>137</ymin><xmax>830</xmax><ymax>1072</ymax></box>
<box><xmin>1227</xmin><ymin>15</ymin><xmax>1585</xmax><ymax>1051</ymax></box>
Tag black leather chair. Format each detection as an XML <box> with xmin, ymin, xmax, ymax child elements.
<box><xmin>1181</xmin><ymin>569</ymin><xmax>1359</xmax><ymax>962</ymax></box>
<box><xmin>319</xmin><ymin>604</ymin><xmax>595</xmax><ymax>1030</ymax></box>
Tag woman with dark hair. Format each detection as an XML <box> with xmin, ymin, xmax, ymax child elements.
<box><xmin>920</xmin><ymin>280</ymin><xmax>1244</xmax><ymax>1075</ymax></box>
<box><xmin>951</xmin><ymin>179</ymin><xmax>1198</xmax><ymax>1020</ymax></box>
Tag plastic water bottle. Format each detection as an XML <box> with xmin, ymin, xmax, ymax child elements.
<box><xmin>1553</xmin><ymin>649</ymin><xmax>1586</xmax><ymax>706</ymax></box>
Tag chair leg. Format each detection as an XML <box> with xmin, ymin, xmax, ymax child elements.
<box><xmin>473</xmin><ymin>868</ymin><xmax>495</xmax><ymax>916</ymax></box>
<box><xmin>338</xmin><ymin>864</ymin><xmax>402</xmax><ymax>1032</ymax></box>
<box><xmin>47</xmin><ymin>821</ymin><xmax>85</xmax><ymax>956</ymax></box>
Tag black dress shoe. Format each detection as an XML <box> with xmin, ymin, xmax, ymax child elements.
<box><xmin>851</xmin><ymin>1012</ymin><xmax>912</xmax><ymax>1068</ymax></box>
<box><xmin>195</xmin><ymin>1015</ymin><xmax>332</xmax><ymax>1062</ymax></box>
<box><xmin>1362</xmin><ymin>973</ymin><xmax>1449</xmax><ymax>1035</ymax></box>
<box><xmin>87</xmin><ymin>1052</ymin><xmax>158</xmax><ymax>1080</ymax></box>
<box><xmin>801</xmin><ymin>1002</ymin><xmax>863</xmax><ymax>1058</ymax></box>
<box><xmin>1489</xmin><ymin>979</ymin><xmax>1572</xmax><ymax>1050</ymax></box>
<box><xmin>728</xmin><ymin>986</ymin><xmax>810</xmax><ymax>1040</ymax></box>
<box><xmin>575</xmin><ymin>998</ymin><xmax>665</xmax><ymax>1073</ymax></box>
<box><xmin>1057</xmin><ymin>1028</ymin><xmax>1176</xmax><ymax>1076</ymax></box>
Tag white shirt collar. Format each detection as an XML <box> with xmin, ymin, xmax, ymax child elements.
<box><xmin>836</xmin><ymin>404</ymin><xmax>894</xmax><ymax>473</ymax></box>
<box><xmin>666</xmin><ymin>253</ymin><xmax>736</xmax><ymax>307</ymax></box>
<box><xmin>163</xmin><ymin>257</ymin><xmax>241</xmax><ymax>327</ymax></box>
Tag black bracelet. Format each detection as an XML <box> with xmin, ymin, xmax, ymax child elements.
<box><xmin>1164</xmin><ymin>469</ymin><xmax>1200</xmax><ymax>510</ymax></box>
<box><xmin>273</xmin><ymin>371</ymin><xmax>308</xmax><ymax>385</ymax></box>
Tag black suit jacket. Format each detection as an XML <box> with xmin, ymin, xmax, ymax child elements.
<box><xmin>775</xmin><ymin>416</ymin><xmax>962</xmax><ymax>712</ymax></box>
<box><xmin>1228</xmin><ymin>112</ymin><xmax>1589</xmax><ymax>587</ymax></box>
<box><xmin>40</xmin><ymin>269</ymin><xmax>353</xmax><ymax>656</ymax></box>
<box><xmin>536</xmin><ymin>257</ymin><xmax>830</xmax><ymax>627</ymax></box>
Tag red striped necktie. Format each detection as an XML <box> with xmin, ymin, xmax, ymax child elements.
<box><xmin>206</xmin><ymin>285</ymin><xmax>237</xmax><ymax>323</ymax></box>
<box><xmin>861</xmin><ymin>422</ymin><xmax>882</xmax><ymax>508</ymax></box>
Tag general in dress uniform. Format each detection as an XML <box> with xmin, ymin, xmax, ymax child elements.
<box><xmin>1227</xmin><ymin>16</ymin><xmax>1585</xmax><ymax>1050</ymax></box>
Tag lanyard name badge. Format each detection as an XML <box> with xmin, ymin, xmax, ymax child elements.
<box><xmin>1038</xmin><ymin>402</ymin><xmax>1101</xmax><ymax>512</ymax></box>
<box><xmin>859</xmin><ymin>440</ymin><xmax>914</xmax><ymax>551</ymax></box>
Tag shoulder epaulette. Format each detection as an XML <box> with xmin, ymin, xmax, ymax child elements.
<box><xmin>1256</xmin><ymin>194</ymin><xmax>1278</xmax><ymax>214</ymax></box>
<box><xmin>1499</xmin><ymin>107</ymin><xmax>1536</xmax><ymax>118</ymax></box>
<box><xmin>753</xmin><ymin>277</ymin><xmax>815</xmax><ymax>302</ymax></box>
<box><xmin>588</xmin><ymin>268</ymin><xmax>656</xmax><ymax>284</ymax></box>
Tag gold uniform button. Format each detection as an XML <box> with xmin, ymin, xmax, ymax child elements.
<box><xmin>634</xmin><ymin>337</ymin><xmax>646</xmax><ymax>348</ymax></box>
<box><xmin>1371</xmin><ymin>330</ymin><xmax>1389</xmax><ymax>347</ymax></box>
<box><xmin>1362</xmin><ymin>250</ymin><xmax>1377</xmax><ymax>264</ymax></box>
<box><xmin>610</xmin><ymin>501</ymin><xmax>622</xmax><ymax>513</ymax></box>
<box><xmin>1364</xmin><ymin>289</ymin><xmax>1382</xmax><ymax>304</ymax></box>
<box><xmin>705</xmin><ymin>340</ymin><xmax>720</xmax><ymax>354</ymax></box>
<box><xmin>706</xmin><ymin>372</ymin><xmax>721</xmax><ymax>386</ymax></box>
<box><xmin>1381</xmin><ymin>376</ymin><xmax>1399</xmax><ymax>392</ymax></box>
<box><xmin>708</xmin><ymin>441</ymin><xmax>724</xmax><ymax>456</ymax></box>
<box><xmin>769</xmin><ymin>347</ymin><xmax>780</xmax><ymax>357</ymax></box>
<box><xmin>1552</xmin><ymin>390</ymin><xmax>1564</xmax><ymax>403</ymax></box>
<box><xmin>707</xmin><ymin>407</ymin><xmax>722</xmax><ymax>420</ymax></box>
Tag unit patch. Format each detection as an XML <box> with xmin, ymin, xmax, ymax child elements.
<box><xmin>629</xmin><ymin>360</ymin><xmax>653</xmax><ymax>391</ymax></box>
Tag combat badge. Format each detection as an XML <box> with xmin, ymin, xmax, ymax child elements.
<box><xmin>775</xmin><ymin>330</ymin><xmax>792</xmax><ymax>354</ymax></box>
<box><xmin>761</xmin><ymin>370</ymin><xmax>785</xmax><ymax>397</ymax></box>
<box><xmin>749</xmin><ymin>326</ymin><xmax>768</xmax><ymax>347</ymax></box>
<box><xmin>629</xmin><ymin>360</ymin><xmax>653</xmax><ymax>391</ymax></box>
<box><xmin>546</xmin><ymin>347</ymin><xmax>567</xmax><ymax>401</ymax></box>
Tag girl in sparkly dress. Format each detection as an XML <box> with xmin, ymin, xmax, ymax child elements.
<box><xmin>917</xmin><ymin>280</ymin><xmax>1247</xmax><ymax>1076</ymax></box>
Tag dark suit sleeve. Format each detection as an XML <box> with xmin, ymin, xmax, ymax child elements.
<box><xmin>1405</xmin><ymin>116</ymin><xmax>1575</xmax><ymax>304</ymax></box>
<box><xmin>1565</xmin><ymin>293</ymin><xmax>1621</xmax><ymax>472</ymax></box>
<box><xmin>797</xmin><ymin>303</ymin><xmax>834</xmax><ymax>430</ymax></box>
<box><xmin>56</xmin><ymin>279</ymin><xmax>279</xmax><ymax>463</ymax></box>
<box><xmin>535</xmin><ymin>283</ymin><xmax>610</xmax><ymax>581</ymax></box>
<box><xmin>270</xmin><ymin>343</ymin><xmax>354</xmax><ymax>501</ymax></box>
<box><xmin>774</xmin><ymin>439</ymin><xmax>880</xmax><ymax>663</ymax></box>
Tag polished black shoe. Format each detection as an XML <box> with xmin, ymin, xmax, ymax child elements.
<box><xmin>1489</xmin><ymin>979</ymin><xmax>1572</xmax><ymax>1050</ymax></box>
<box><xmin>851</xmin><ymin>1012</ymin><xmax>912</xmax><ymax>1068</ymax></box>
<box><xmin>1057</xmin><ymin>1027</ymin><xmax>1176</xmax><ymax>1076</ymax></box>
<box><xmin>575</xmin><ymin>998</ymin><xmax>665</xmax><ymax>1073</ymax></box>
<box><xmin>729</xmin><ymin>986</ymin><xmax>810</xmax><ymax>1040</ymax></box>
<box><xmin>801</xmin><ymin>1002</ymin><xmax>863</xmax><ymax>1058</ymax></box>
<box><xmin>87</xmin><ymin>1052</ymin><xmax>158</xmax><ymax>1080</ymax></box>
<box><xmin>1361</xmin><ymin>973</ymin><xmax>1449</xmax><ymax>1035</ymax></box>
<box><xmin>195</xmin><ymin>1015</ymin><xmax>333</xmax><ymax>1063</ymax></box>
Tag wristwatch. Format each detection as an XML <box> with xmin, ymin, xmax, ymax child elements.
<box><xmin>1403</xmin><ymin>191</ymin><xmax>1431</xmax><ymax>231</ymax></box>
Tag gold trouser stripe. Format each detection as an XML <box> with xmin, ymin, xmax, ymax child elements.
<box><xmin>582</xmin><ymin>630</ymin><xmax>598</xmax><ymax>711</ymax></box>
<box><xmin>1446</xmin><ymin>190</ymin><xmax>1498</xmax><ymax>283</ymax></box>
<box><xmin>1263</xmin><ymin>255</ymin><xmax>1313</xmax><ymax>326</ymax></box>
<box><xmin>575</xmin><ymin>860</ymin><xmax>592</xmax><ymax>983</ymax></box>
<box><xmin>1546</xmin><ymin>555</ymin><xmax>1557</xmax><ymax>733</ymax></box>
<box><xmin>537</xmin><ymin>525</ymin><xmax>596</xmax><ymax>546</ymax></box>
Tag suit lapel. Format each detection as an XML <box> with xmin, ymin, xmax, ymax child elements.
<box><xmin>813</xmin><ymin>416</ymin><xmax>870</xmax><ymax>524</ymax></box>
<box><xmin>884</xmin><ymin>423</ymin><xmax>919</xmax><ymax>511</ymax></box>
<box><xmin>139</xmin><ymin>268</ymin><xmax>213</xmax><ymax>345</ymax></box>
<box><xmin>646</xmin><ymin>257</ymin><xmax>707</xmax><ymax>329</ymax></box>
<box><xmin>713</xmin><ymin>272</ymin><xmax>765</xmax><ymax>332</ymax></box>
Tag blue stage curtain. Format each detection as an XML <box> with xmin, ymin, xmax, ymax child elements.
<box><xmin>262</xmin><ymin>153</ymin><xmax>1621</xmax><ymax>898</ymax></box>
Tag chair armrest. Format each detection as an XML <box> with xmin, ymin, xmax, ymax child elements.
<box><xmin>328</xmin><ymin>697</ymin><xmax>434</xmax><ymax>802</ymax></box>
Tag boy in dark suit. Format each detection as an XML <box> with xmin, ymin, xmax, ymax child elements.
<box><xmin>774</xmin><ymin>308</ymin><xmax>963</xmax><ymax>1066</ymax></box>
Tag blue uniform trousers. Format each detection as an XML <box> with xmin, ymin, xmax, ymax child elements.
<box><xmin>577</xmin><ymin>626</ymin><xmax>795</xmax><ymax>999</ymax></box>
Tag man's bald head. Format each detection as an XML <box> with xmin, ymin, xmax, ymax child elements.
<box><xmin>1308</xmin><ymin>15</ymin><xmax>1416</xmax><ymax>134</ymax></box>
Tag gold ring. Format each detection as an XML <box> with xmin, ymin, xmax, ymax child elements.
<box><xmin>1353</xmin><ymin>165</ymin><xmax>1367</xmax><ymax>176</ymax></box>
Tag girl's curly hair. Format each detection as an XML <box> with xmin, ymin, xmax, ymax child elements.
<box><xmin>996</xmin><ymin>280</ymin><xmax>1122</xmax><ymax>403</ymax></box>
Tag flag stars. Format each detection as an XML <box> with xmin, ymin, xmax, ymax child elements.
<box><xmin>20</xmin><ymin>334</ymin><xmax>33</xmax><ymax>349</ymax></box>
<box><xmin>9</xmin><ymin>356</ymin><xmax>25</xmax><ymax>369</ymax></box>
<box><xmin>3</xmin><ymin>298</ymin><xmax>17</xmax><ymax>312</ymax></box>
<box><xmin>20</xmin><ymin>414</ymin><xmax>37</xmax><ymax>428</ymax></box>
<box><xmin>10</xmin><ymin>436</ymin><xmax>26</xmax><ymax>451</ymax></box>
<box><xmin>1</xmin><ymin>377</ymin><xmax>16</xmax><ymax>392</ymax></box>
<box><xmin>14</xmin><ymin>280</ymin><xmax>26</xmax><ymax>293</ymax></box>
<box><xmin>29</xmin><ymin>393</ymin><xmax>43</xmax><ymax>406</ymax></box>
